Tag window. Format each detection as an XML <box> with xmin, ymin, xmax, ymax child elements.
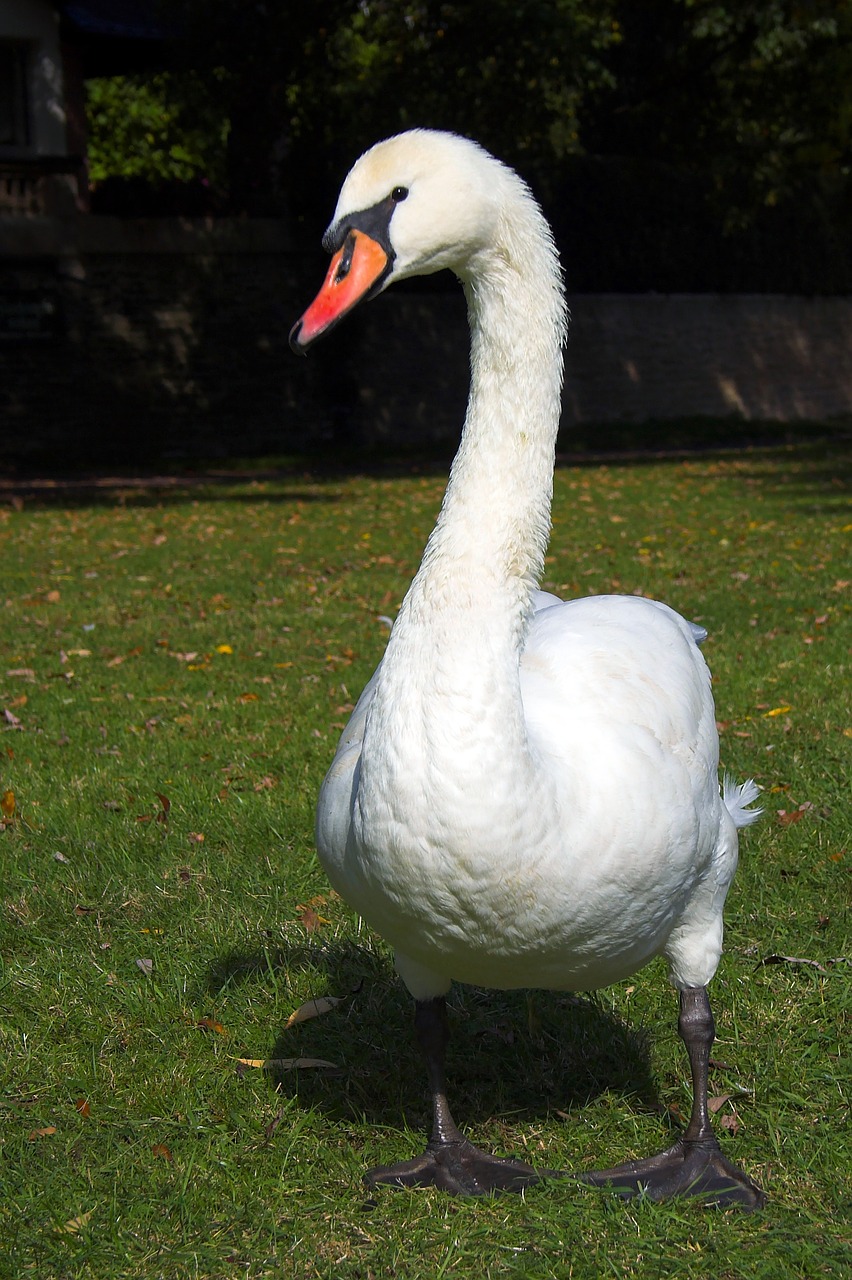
<box><xmin>0</xmin><ymin>42</ymin><xmax>30</xmax><ymax>150</ymax></box>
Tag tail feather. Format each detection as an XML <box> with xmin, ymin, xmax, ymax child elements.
<box><xmin>723</xmin><ymin>775</ymin><xmax>762</xmax><ymax>828</ymax></box>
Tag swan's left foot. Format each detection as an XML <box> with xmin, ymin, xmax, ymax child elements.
<box><xmin>580</xmin><ymin>1136</ymin><xmax>766</xmax><ymax>1209</ymax></box>
<box><xmin>367</xmin><ymin>1138</ymin><xmax>548</xmax><ymax>1195</ymax></box>
<box><xmin>579</xmin><ymin>986</ymin><xmax>766</xmax><ymax>1210</ymax></box>
<box><xmin>374</xmin><ymin>998</ymin><xmax>552</xmax><ymax>1195</ymax></box>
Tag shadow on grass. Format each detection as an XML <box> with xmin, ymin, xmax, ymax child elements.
<box><xmin>1</xmin><ymin>420</ymin><xmax>848</xmax><ymax>512</ymax></box>
<box><xmin>205</xmin><ymin>940</ymin><xmax>667</xmax><ymax>1141</ymax></box>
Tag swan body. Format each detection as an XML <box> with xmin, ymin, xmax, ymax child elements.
<box><xmin>291</xmin><ymin>130</ymin><xmax>763</xmax><ymax>1206</ymax></box>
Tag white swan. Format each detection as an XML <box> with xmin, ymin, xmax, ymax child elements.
<box><xmin>290</xmin><ymin>130</ymin><xmax>764</xmax><ymax>1207</ymax></box>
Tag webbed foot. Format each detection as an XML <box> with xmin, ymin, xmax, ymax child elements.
<box><xmin>581</xmin><ymin>1135</ymin><xmax>766</xmax><ymax>1209</ymax></box>
<box><xmin>367</xmin><ymin>1137</ymin><xmax>549</xmax><ymax>1195</ymax></box>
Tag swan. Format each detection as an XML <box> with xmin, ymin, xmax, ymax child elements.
<box><xmin>289</xmin><ymin>129</ymin><xmax>765</xmax><ymax>1208</ymax></box>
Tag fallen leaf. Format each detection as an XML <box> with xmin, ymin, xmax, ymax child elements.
<box><xmin>719</xmin><ymin>1113</ymin><xmax>740</xmax><ymax>1135</ymax></box>
<box><xmin>53</xmin><ymin>851</ymin><xmax>70</xmax><ymax>864</ymax></box>
<box><xmin>151</xmin><ymin>1143</ymin><xmax>173</xmax><ymax>1161</ymax></box>
<box><xmin>708</xmin><ymin>1094</ymin><xmax>734</xmax><ymax>1114</ymax></box>
<box><xmin>2</xmin><ymin>709</ymin><xmax>22</xmax><ymax>727</ymax></box>
<box><xmin>74</xmin><ymin>904</ymin><xmax>96</xmax><ymax>916</ymax></box>
<box><xmin>55</xmin><ymin>1210</ymin><xmax>93</xmax><ymax>1235</ymax></box>
<box><xmin>45</xmin><ymin>589</ymin><xmax>60</xmax><ymax>604</ymax></box>
<box><xmin>155</xmin><ymin>793</ymin><xmax>170</xmax><ymax>824</ymax></box>
<box><xmin>295</xmin><ymin>903</ymin><xmax>329</xmax><ymax>933</ymax></box>
<box><xmin>263</xmin><ymin>1107</ymin><xmax>286</xmax><ymax>1140</ymax></box>
<box><xmin>237</xmin><ymin>692</ymin><xmax>259</xmax><ymax>703</ymax></box>
<box><xmin>235</xmin><ymin>1056</ymin><xmax>339</xmax><ymax>1070</ymax></box>
<box><xmin>196</xmin><ymin>1017</ymin><xmax>227</xmax><ymax>1036</ymax></box>
<box><xmin>6</xmin><ymin>667</ymin><xmax>35</xmax><ymax>680</ymax></box>
<box><xmin>1</xmin><ymin>790</ymin><xmax>15</xmax><ymax>819</ymax></box>
<box><xmin>8</xmin><ymin>694</ymin><xmax>27</xmax><ymax>708</ymax></box>
<box><xmin>74</xmin><ymin>1098</ymin><xmax>91</xmax><ymax>1119</ymax></box>
<box><xmin>777</xmin><ymin>809</ymin><xmax>805</xmax><ymax>826</ymax></box>
<box><xmin>216</xmin><ymin>644</ymin><xmax>233</xmax><ymax>654</ymax></box>
<box><xmin>28</xmin><ymin>1126</ymin><xmax>57</xmax><ymax>1140</ymax></box>
<box><xmin>764</xmin><ymin>705</ymin><xmax>792</xmax><ymax>717</ymax></box>
<box><xmin>759</xmin><ymin>953</ymin><xmax>828</xmax><ymax>973</ymax></box>
<box><xmin>284</xmin><ymin>995</ymin><xmax>345</xmax><ymax>1029</ymax></box>
<box><xmin>136</xmin><ymin>958</ymin><xmax>153</xmax><ymax>975</ymax></box>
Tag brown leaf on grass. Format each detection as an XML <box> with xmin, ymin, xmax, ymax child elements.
<box><xmin>235</xmin><ymin>1056</ymin><xmax>339</xmax><ymax>1071</ymax></box>
<box><xmin>151</xmin><ymin>1142</ymin><xmax>173</xmax><ymax>1161</ymax></box>
<box><xmin>196</xmin><ymin>1016</ymin><xmax>227</xmax><ymax>1036</ymax></box>
<box><xmin>263</xmin><ymin>1107</ymin><xmax>286</xmax><ymax>1140</ymax></box>
<box><xmin>2</xmin><ymin>708</ymin><xmax>22</xmax><ymax>727</ymax></box>
<box><xmin>136</xmin><ymin>957</ymin><xmax>153</xmax><ymax>975</ymax></box>
<box><xmin>284</xmin><ymin>995</ymin><xmax>345</xmax><ymax>1028</ymax></box>
<box><xmin>74</xmin><ymin>1098</ymin><xmax>91</xmax><ymax>1119</ymax></box>
<box><xmin>295</xmin><ymin>902</ymin><xmax>331</xmax><ymax>933</ymax></box>
<box><xmin>708</xmin><ymin>1094</ymin><xmax>734</xmax><ymax>1114</ymax></box>
<box><xmin>155</xmin><ymin>793</ymin><xmax>170</xmax><ymax>824</ymax></box>
<box><xmin>719</xmin><ymin>1113</ymin><xmax>740</xmax><ymax>1136</ymax></box>
<box><xmin>55</xmin><ymin>1210</ymin><xmax>93</xmax><ymax>1235</ymax></box>
<box><xmin>28</xmin><ymin>1126</ymin><xmax>57</xmax><ymax>1140</ymax></box>
<box><xmin>759</xmin><ymin>954</ymin><xmax>828</xmax><ymax>973</ymax></box>
<box><xmin>6</xmin><ymin>668</ymin><xmax>35</xmax><ymax>680</ymax></box>
<box><xmin>237</xmin><ymin>692</ymin><xmax>259</xmax><ymax>703</ymax></box>
<box><xmin>8</xmin><ymin>694</ymin><xmax>27</xmax><ymax>709</ymax></box>
<box><xmin>777</xmin><ymin>808</ymin><xmax>805</xmax><ymax>826</ymax></box>
<box><xmin>74</xmin><ymin>904</ymin><xmax>96</xmax><ymax>916</ymax></box>
<box><xmin>1</xmin><ymin>790</ymin><xmax>15</xmax><ymax>819</ymax></box>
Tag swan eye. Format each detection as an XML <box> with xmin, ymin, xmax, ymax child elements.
<box><xmin>391</xmin><ymin>186</ymin><xmax>409</xmax><ymax>203</ymax></box>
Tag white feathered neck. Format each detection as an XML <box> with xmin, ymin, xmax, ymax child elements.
<box><xmin>394</xmin><ymin>144</ymin><xmax>568</xmax><ymax>652</ymax></box>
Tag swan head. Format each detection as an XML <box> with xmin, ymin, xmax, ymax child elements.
<box><xmin>289</xmin><ymin>130</ymin><xmax>504</xmax><ymax>353</ymax></box>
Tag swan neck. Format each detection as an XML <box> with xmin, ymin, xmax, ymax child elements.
<box><xmin>416</xmin><ymin>208</ymin><xmax>566</xmax><ymax>624</ymax></box>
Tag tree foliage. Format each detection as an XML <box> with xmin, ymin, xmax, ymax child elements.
<box><xmin>86</xmin><ymin>71</ymin><xmax>229</xmax><ymax>189</ymax></box>
<box><xmin>83</xmin><ymin>1</ymin><xmax>852</xmax><ymax>287</ymax></box>
<box><xmin>588</xmin><ymin>0</ymin><xmax>852</xmax><ymax>228</ymax></box>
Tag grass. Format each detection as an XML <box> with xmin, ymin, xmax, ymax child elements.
<box><xmin>0</xmin><ymin>433</ymin><xmax>849</xmax><ymax>1278</ymax></box>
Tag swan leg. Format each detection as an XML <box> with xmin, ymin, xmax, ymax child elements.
<box><xmin>580</xmin><ymin>986</ymin><xmax>766</xmax><ymax>1209</ymax></box>
<box><xmin>366</xmin><ymin>997</ymin><xmax>549</xmax><ymax>1194</ymax></box>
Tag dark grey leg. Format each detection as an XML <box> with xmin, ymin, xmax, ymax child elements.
<box><xmin>581</xmin><ymin>986</ymin><xmax>766</xmax><ymax>1208</ymax></box>
<box><xmin>366</xmin><ymin>997</ymin><xmax>548</xmax><ymax>1194</ymax></box>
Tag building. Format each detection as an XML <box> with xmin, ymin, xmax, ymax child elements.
<box><xmin>0</xmin><ymin>0</ymin><xmax>166</xmax><ymax>215</ymax></box>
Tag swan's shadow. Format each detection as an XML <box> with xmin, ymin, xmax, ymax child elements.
<box><xmin>206</xmin><ymin>942</ymin><xmax>666</xmax><ymax>1133</ymax></box>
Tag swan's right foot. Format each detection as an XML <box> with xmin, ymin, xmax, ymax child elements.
<box><xmin>580</xmin><ymin>1135</ymin><xmax>766</xmax><ymax>1209</ymax></box>
<box><xmin>367</xmin><ymin>1138</ymin><xmax>547</xmax><ymax>1195</ymax></box>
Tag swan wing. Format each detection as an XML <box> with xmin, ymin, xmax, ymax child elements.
<box><xmin>315</xmin><ymin>662</ymin><xmax>381</xmax><ymax>863</ymax></box>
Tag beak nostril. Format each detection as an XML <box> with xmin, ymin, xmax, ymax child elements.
<box><xmin>334</xmin><ymin>232</ymin><xmax>357</xmax><ymax>284</ymax></box>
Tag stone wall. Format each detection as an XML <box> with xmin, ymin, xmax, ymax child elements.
<box><xmin>2</xmin><ymin>217</ymin><xmax>850</xmax><ymax>467</ymax></box>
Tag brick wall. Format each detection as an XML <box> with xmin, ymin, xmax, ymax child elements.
<box><xmin>2</xmin><ymin>217</ymin><xmax>850</xmax><ymax>467</ymax></box>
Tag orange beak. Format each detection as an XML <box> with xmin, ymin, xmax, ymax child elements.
<box><xmin>289</xmin><ymin>229</ymin><xmax>390</xmax><ymax>354</ymax></box>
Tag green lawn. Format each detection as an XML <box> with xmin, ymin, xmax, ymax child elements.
<box><xmin>1</xmin><ymin>436</ymin><xmax>849</xmax><ymax>1279</ymax></box>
